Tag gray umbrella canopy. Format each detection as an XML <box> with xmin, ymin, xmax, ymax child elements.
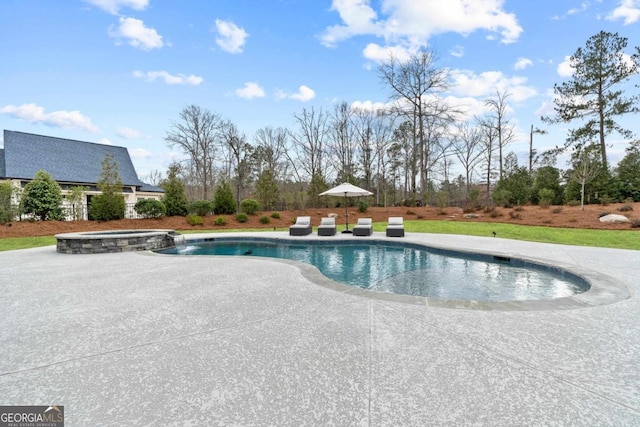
<box><xmin>320</xmin><ymin>183</ymin><xmax>373</xmax><ymax>232</ymax></box>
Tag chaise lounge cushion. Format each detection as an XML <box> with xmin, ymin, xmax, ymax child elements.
<box><xmin>386</xmin><ymin>216</ymin><xmax>404</xmax><ymax>237</ymax></box>
<box><xmin>289</xmin><ymin>216</ymin><xmax>312</xmax><ymax>236</ymax></box>
<box><xmin>353</xmin><ymin>218</ymin><xmax>373</xmax><ymax>236</ymax></box>
<box><xmin>317</xmin><ymin>217</ymin><xmax>336</xmax><ymax>236</ymax></box>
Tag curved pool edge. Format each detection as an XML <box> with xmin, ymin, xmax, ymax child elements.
<box><xmin>149</xmin><ymin>232</ymin><xmax>631</xmax><ymax>311</ymax></box>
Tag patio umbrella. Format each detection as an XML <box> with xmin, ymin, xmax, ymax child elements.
<box><xmin>320</xmin><ymin>182</ymin><xmax>373</xmax><ymax>233</ymax></box>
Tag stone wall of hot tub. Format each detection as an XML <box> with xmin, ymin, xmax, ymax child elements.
<box><xmin>56</xmin><ymin>230</ymin><xmax>179</xmax><ymax>254</ymax></box>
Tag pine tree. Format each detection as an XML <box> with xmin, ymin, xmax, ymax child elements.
<box><xmin>543</xmin><ymin>31</ymin><xmax>640</xmax><ymax>170</ymax></box>
<box><xmin>255</xmin><ymin>170</ymin><xmax>279</xmax><ymax>211</ymax></box>
<box><xmin>89</xmin><ymin>154</ymin><xmax>125</xmax><ymax>221</ymax></box>
<box><xmin>161</xmin><ymin>163</ymin><xmax>189</xmax><ymax>216</ymax></box>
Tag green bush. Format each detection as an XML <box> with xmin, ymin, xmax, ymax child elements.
<box><xmin>567</xmin><ymin>200</ymin><xmax>580</xmax><ymax>207</ymax></box>
<box><xmin>134</xmin><ymin>199</ymin><xmax>166</xmax><ymax>218</ymax></box>
<box><xmin>0</xmin><ymin>181</ymin><xmax>17</xmax><ymax>224</ymax></box>
<box><xmin>189</xmin><ymin>200</ymin><xmax>213</xmax><ymax>216</ymax></box>
<box><xmin>240</xmin><ymin>198</ymin><xmax>260</xmax><ymax>215</ymax></box>
<box><xmin>161</xmin><ymin>164</ymin><xmax>189</xmax><ymax>216</ymax></box>
<box><xmin>235</xmin><ymin>213</ymin><xmax>248</xmax><ymax>223</ymax></box>
<box><xmin>89</xmin><ymin>153</ymin><xmax>126</xmax><ymax>221</ymax></box>
<box><xmin>21</xmin><ymin>170</ymin><xmax>63</xmax><ymax>220</ymax></box>
<box><xmin>259</xmin><ymin>216</ymin><xmax>270</xmax><ymax>224</ymax></box>
<box><xmin>538</xmin><ymin>188</ymin><xmax>555</xmax><ymax>208</ymax></box>
<box><xmin>89</xmin><ymin>193</ymin><xmax>125</xmax><ymax>221</ymax></box>
<box><xmin>492</xmin><ymin>189</ymin><xmax>513</xmax><ymax>208</ymax></box>
<box><xmin>187</xmin><ymin>215</ymin><xmax>203</xmax><ymax>226</ymax></box>
<box><xmin>213</xmin><ymin>181</ymin><xmax>236</xmax><ymax>214</ymax></box>
<box><xmin>358</xmin><ymin>201</ymin><xmax>368</xmax><ymax>213</ymax></box>
<box><xmin>270</xmin><ymin>212</ymin><xmax>281</xmax><ymax>219</ymax></box>
<box><xmin>214</xmin><ymin>216</ymin><xmax>227</xmax><ymax>226</ymax></box>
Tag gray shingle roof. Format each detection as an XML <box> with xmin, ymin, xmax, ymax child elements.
<box><xmin>0</xmin><ymin>148</ymin><xmax>5</xmax><ymax>177</ymax></box>
<box><xmin>1</xmin><ymin>130</ymin><xmax>153</xmax><ymax>189</ymax></box>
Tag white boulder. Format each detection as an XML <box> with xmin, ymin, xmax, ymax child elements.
<box><xmin>599</xmin><ymin>214</ymin><xmax>630</xmax><ymax>223</ymax></box>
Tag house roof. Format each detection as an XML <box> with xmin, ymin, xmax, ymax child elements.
<box><xmin>0</xmin><ymin>148</ymin><xmax>5</xmax><ymax>177</ymax></box>
<box><xmin>1</xmin><ymin>130</ymin><xmax>160</xmax><ymax>191</ymax></box>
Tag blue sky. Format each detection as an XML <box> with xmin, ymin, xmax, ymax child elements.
<box><xmin>2</xmin><ymin>0</ymin><xmax>639</xmax><ymax>180</ymax></box>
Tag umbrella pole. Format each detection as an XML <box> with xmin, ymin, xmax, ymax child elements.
<box><xmin>342</xmin><ymin>192</ymin><xmax>352</xmax><ymax>233</ymax></box>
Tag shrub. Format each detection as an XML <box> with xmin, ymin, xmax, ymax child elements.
<box><xmin>624</xmin><ymin>197</ymin><xmax>634</xmax><ymax>204</ymax></box>
<box><xmin>21</xmin><ymin>170</ymin><xmax>63</xmax><ymax>220</ymax></box>
<box><xmin>161</xmin><ymin>164</ymin><xmax>189</xmax><ymax>216</ymax></box>
<box><xmin>568</xmin><ymin>218</ymin><xmax>577</xmax><ymax>223</ymax></box>
<box><xmin>358</xmin><ymin>201</ymin><xmax>368</xmax><ymax>213</ymax></box>
<box><xmin>235</xmin><ymin>213</ymin><xmax>248</xmax><ymax>223</ymax></box>
<box><xmin>552</xmin><ymin>207</ymin><xmax>563</xmax><ymax>214</ymax></box>
<box><xmin>134</xmin><ymin>199</ymin><xmax>166</xmax><ymax>218</ymax></box>
<box><xmin>599</xmin><ymin>212</ymin><xmax>611</xmax><ymax>218</ymax></box>
<box><xmin>187</xmin><ymin>215</ymin><xmax>203</xmax><ymax>226</ymax></box>
<box><xmin>492</xmin><ymin>188</ymin><xmax>512</xmax><ymax>208</ymax></box>
<box><xmin>631</xmin><ymin>219</ymin><xmax>640</xmax><ymax>229</ymax></box>
<box><xmin>406</xmin><ymin>209</ymin><xmax>415</xmax><ymax>215</ymax></box>
<box><xmin>538</xmin><ymin>188</ymin><xmax>555</xmax><ymax>208</ymax></box>
<box><xmin>599</xmin><ymin>195</ymin><xmax>613</xmax><ymax>206</ymax></box>
<box><xmin>0</xmin><ymin>181</ymin><xmax>17</xmax><ymax>224</ymax></box>
<box><xmin>270</xmin><ymin>212</ymin><xmax>281</xmax><ymax>219</ymax></box>
<box><xmin>513</xmin><ymin>205</ymin><xmax>524</xmax><ymax>212</ymax></box>
<box><xmin>189</xmin><ymin>200</ymin><xmax>213</xmax><ymax>216</ymax></box>
<box><xmin>240</xmin><ymin>198</ymin><xmax>260</xmax><ymax>215</ymax></box>
<box><xmin>89</xmin><ymin>154</ymin><xmax>125</xmax><ymax>221</ymax></box>
<box><xmin>509</xmin><ymin>211</ymin><xmax>521</xmax><ymax>220</ymax></box>
<box><xmin>214</xmin><ymin>216</ymin><xmax>227</xmax><ymax>226</ymax></box>
<box><xmin>213</xmin><ymin>181</ymin><xmax>236</xmax><ymax>214</ymax></box>
<box><xmin>259</xmin><ymin>216</ymin><xmax>270</xmax><ymax>224</ymax></box>
<box><xmin>618</xmin><ymin>204</ymin><xmax>634</xmax><ymax>212</ymax></box>
<box><xmin>489</xmin><ymin>210</ymin><xmax>502</xmax><ymax>218</ymax></box>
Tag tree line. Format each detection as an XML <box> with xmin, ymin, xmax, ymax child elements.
<box><xmin>153</xmin><ymin>31</ymin><xmax>639</xmax><ymax>213</ymax></box>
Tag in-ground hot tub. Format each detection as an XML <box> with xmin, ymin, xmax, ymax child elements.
<box><xmin>56</xmin><ymin>229</ymin><xmax>181</xmax><ymax>254</ymax></box>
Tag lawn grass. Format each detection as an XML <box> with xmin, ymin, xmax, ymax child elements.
<box><xmin>1</xmin><ymin>222</ymin><xmax>638</xmax><ymax>252</ymax></box>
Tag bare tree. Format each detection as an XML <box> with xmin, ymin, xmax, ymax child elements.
<box><xmin>288</xmin><ymin>107</ymin><xmax>330</xmax><ymax>183</ymax></box>
<box><xmin>484</xmin><ymin>90</ymin><xmax>515</xmax><ymax>180</ymax></box>
<box><xmin>529</xmin><ymin>125</ymin><xmax>547</xmax><ymax>173</ymax></box>
<box><xmin>378</xmin><ymin>48</ymin><xmax>450</xmax><ymax>198</ymax></box>
<box><xmin>452</xmin><ymin>123</ymin><xmax>484</xmax><ymax>196</ymax></box>
<box><xmin>164</xmin><ymin>105</ymin><xmax>224</xmax><ymax>199</ymax></box>
<box><xmin>221</xmin><ymin>122</ymin><xmax>253</xmax><ymax>213</ymax></box>
<box><xmin>253</xmin><ymin>126</ymin><xmax>290</xmax><ymax>181</ymax></box>
<box><xmin>327</xmin><ymin>101</ymin><xmax>357</xmax><ymax>183</ymax></box>
<box><xmin>571</xmin><ymin>146</ymin><xmax>602</xmax><ymax>210</ymax></box>
<box><xmin>476</xmin><ymin>114</ymin><xmax>499</xmax><ymax>202</ymax></box>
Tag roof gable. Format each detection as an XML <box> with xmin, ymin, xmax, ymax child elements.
<box><xmin>2</xmin><ymin>130</ymin><xmax>145</xmax><ymax>187</ymax></box>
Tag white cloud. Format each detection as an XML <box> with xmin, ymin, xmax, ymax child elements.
<box><xmin>213</xmin><ymin>19</ymin><xmax>248</xmax><ymax>54</ymax></box>
<box><xmin>514</xmin><ymin>57</ymin><xmax>533</xmax><ymax>70</ymax></box>
<box><xmin>557</xmin><ymin>55</ymin><xmax>575</xmax><ymax>77</ymax></box>
<box><xmin>450</xmin><ymin>70</ymin><xmax>537</xmax><ymax>102</ymax></box>
<box><xmin>84</xmin><ymin>0</ymin><xmax>149</xmax><ymax>15</ymax></box>
<box><xmin>235</xmin><ymin>82</ymin><xmax>266</xmax><ymax>99</ymax></box>
<box><xmin>350</xmin><ymin>100</ymin><xmax>392</xmax><ymax>112</ymax></box>
<box><xmin>362</xmin><ymin>43</ymin><xmax>415</xmax><ymax>63</ymax></box>
<box><xmin>321</xmin><ymin>0</ymin><xmax>523</xmax><ymax>48</ymax></box>
<box><xmin>133</xmin><ymin>70</ymin><xmax>203</xmax><ymax>85</ymax></box>
<box><xmin>567</xmin><ymin>2</ymin><xmax>590</xmax><ymax>15</ymax></box>
<box><xmin>450</xmin><ymin>45</ymin><xmax>465</xmax><ymax>58</ymax></box>
<box><xmin>290</xmin><ymin>85</ymin><xmax>316</xmax><ymax>102</ymax></box>
<box><xmin>607</xmin><ymin>0</ymin><xmax>640</xmax><ymax>24</ymax></box>
<box><xmin>116</xmin><ymin>126</ymin><xmax>149</xmax><ymax>139</ymax></box>
<box><xmin>130</xmin><ymin>148</ymin><xmax>152</xmax><ymax>158</ymax></box>
<box><xmin>0</xmin><ymin>103</ymin><xmax>99</xmax><ymax>132</ymax></box>
<box><xmin>98</xmin><ymin>138</ymin><xmax>113</xmax><ymax>145</ymax></box>
<box><xmin>109</xmin><ymin>17</ymin><xmax>164</xmax><ymax>50</ymax></box>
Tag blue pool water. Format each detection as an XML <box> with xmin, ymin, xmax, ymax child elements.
<box><xmin>158</xmin><ymin>238</ymin><xmax>589</xmax><ymax>302</ymax></box>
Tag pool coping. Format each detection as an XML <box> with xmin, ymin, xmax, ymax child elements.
<box><xmin>150</xmin><ymin>232</ymin><xmax>630</xmax><ymax>311</ymax></box>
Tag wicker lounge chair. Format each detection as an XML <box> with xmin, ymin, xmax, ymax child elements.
<box><xmin>317</xmin><ymin>217</ymin><xmax>336</xmax><ymax>236</ymax></box>
<box><xmin>386</xmin><ymin>217</ymin><xmax>405</xmax><ymax>237</ymax></box>
<box><xmin>289</xmin><ymin>216</ymin><xmax>312</xmax><ymax>236</ymax></box>
<box><xmin>353</xmin><ymin>218</ymin><xmax>373</xmax><ymax>236</ymax></box>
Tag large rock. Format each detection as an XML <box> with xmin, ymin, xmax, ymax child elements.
<box><xmin>599</xmin><ymin>214</ymin><xmax>630</xmax><ymax>223</ymax></box>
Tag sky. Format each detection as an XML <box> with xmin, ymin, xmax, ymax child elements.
<box><xmin>1</xmin><ymin>0</ymin><xmax>640</xmax><ymax>182</ymax></box>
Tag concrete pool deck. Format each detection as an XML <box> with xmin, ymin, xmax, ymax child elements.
<box><xmin>1</xmin><ymin>232</ymin><xmax>639</xmax><ymax>425</ymax></box>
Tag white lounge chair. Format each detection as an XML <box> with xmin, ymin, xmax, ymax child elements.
<box><xmin>317</xmin><ymin>217</ymin><xmax>336</xmax><ymax>236</ymax></box>
<box><xmin>289</xmin><ymin>216</ymin><xmax>312</xmax><ymax>236</ymax></box>
<box><xmin>353</xmin><ymin>218</ymin><xmax>373</xmax><ymax>236</ymax></box>
<box><xmin>386</xmin><ymin>217</ymin><xmax>405</xmax><ymax>237</ymax></box>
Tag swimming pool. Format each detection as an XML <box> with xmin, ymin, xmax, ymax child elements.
<box><xmin>158</xmin><ymin>237</ymin><xmax>589</xmax><ymax>302</ymax></box>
